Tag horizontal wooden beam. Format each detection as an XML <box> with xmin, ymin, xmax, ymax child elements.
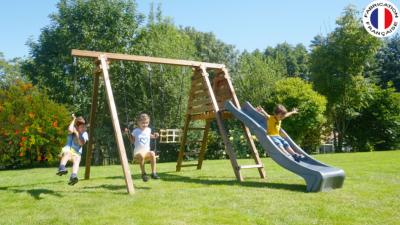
<box><xmin>190</xmin><ymin>111</ymin><xmax>233</xmax><ymax>121</ymax></box>
<box><xmin>71</xmin><ymin>49</ymin><xmax>226</xmax><ymax>69</ymax></box>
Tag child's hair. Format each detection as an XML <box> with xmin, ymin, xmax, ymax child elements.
<box><xmin>75</xmin><ymin>116</ymin><xmax>86</xmax><ymax>126</ymax></box>
<box><xmin>274</xmin><ymin>104</ymin><xmax>288</xmax><ymax>115</ymax></box>
<box><xmin>75</xmin><ymin>116</ymin><xmax>87</xmax><ymax>130</ymax></box>
<box><xmin>137</xmin><ymin>113</ymin><xmax>150</xmax><ymax>123</ymax></box>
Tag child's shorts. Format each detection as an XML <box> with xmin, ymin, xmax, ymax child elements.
<box><xmin>133</xmin><ymin>150</ymin><xmax>151</xmax><ymax>158</ymax></box>
<box><xmin>270</xmin><ymin>136</ymin><xmax>290</xmax><ymax>148</ymax></box>
<box><xmin>60</xmin><ymin>146</ymin><xmax>81</xmax><ymax>157</ymax></box>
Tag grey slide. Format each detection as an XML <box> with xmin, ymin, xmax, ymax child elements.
<box><xmin>225</xmin><ymin>100</ymin><xmax>345</xmax><ymax>192</ymax></box>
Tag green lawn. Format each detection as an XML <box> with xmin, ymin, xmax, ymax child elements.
<box><xmin>0</xmin><ymin>151</ymin><xmax>399</xmax><ymax>225</ymax></box>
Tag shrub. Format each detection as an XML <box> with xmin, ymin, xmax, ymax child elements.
<box><xmin>265</xmin><ymin>77</ymin><xmax>327</xmax><ymax>152</ymax></box>
<box><xmin>0</xmin><ymin>80</ymin><xmax>70</xmax><ymax>168</ymax></box>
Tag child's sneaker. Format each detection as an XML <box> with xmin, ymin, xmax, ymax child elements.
<box><xmin>151</xmin><ymin>173</ymin><xmax>160</xmax><ymax>179</ymax></box>
<box><xmin>292</xmin><ymin>154</ymin><xmax>300</xmax><ymax>162</ymax></box>
<box><xmin>142</xmin><ymin>173</ymin><xmax>149</xmax><ymax>182</ymax></box>
<box><xmin>56</xmin><ymin>165</ymin><xmax>68</xmax><ymax>176</ymax></box>
<box><xmin>68</xmin><ymin>174</ymin><xmax>79</xmax><ymax>185</ymax></box>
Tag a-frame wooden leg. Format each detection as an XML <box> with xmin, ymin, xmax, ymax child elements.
<box><xmin>176</xmin><ymin>114</ymin><xmax>191</xmax><ymax>171</ymax></box>
<box><xmin>84</xmin><ymin>66</ymin><xmax>101</xmax><ymax>180</ymax></box>
<box><xmin>220</xmin><ymin>67</ymin><xmax>266</xmax><ymax>179</ymax></box>
<box><xmin>197</xmin><ymin>120</ymin><xmax>211</xmax><ymax>169</ymax></box>
<box><xmin>99</xmin><ymin>55</ymin><xmax>134</xmax><ymax>194</ymax></box>
<box><xmin>242</xmin><ymin>125</ymin><xmax>266</xmax><ymax>178</ymax></box>
<box><xmin>200</xmin><ymin>66</ymin><xmax>243</xmax><ymax>181</ymax></box>
<box><xmin>214</xmin><ymin>112</ymin><xmax>243</xmax><ymax>181</ymax></box>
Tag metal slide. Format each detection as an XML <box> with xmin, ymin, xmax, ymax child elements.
<box><xmin>225</xmin><ymin>100</ymin><xmax>345</xmax><ymax>192</ymax></box>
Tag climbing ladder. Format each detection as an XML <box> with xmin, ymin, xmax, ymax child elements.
<box><xmin>176</xmin><ymin>66</ymin><xmax>266</xmax><ymax>181</ymax></box>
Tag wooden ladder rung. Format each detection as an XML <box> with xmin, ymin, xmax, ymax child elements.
<box><xmin>180</xmin><ymin>163</ymin><xmax>199</xmax><ymax>167</ymax></box>
<box><xmin>239</xmin><ymin>164</ymin><xmax>264</xmax><ymax>169</ymax></box>
<box><xmin>188</xmin><ymin>127</ymin><xmax>206</xmax><ymax>130</ymax></box>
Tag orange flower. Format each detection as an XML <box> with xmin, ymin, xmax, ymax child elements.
<box><xmin>52</xmin><ymin>121</ymin><xmax>58</xmax><ymax>128</ymax></box>
<box><xmin>21</xmin><ymin>137</ymin><xmax>27</xmax><ymax>142</ymax></box>
<box><xmin>15</xmin><ymin>130</ymin><xmax>19</xmax><ymax>135</ymax></box>
<box><xmin>19</xmin><ymin>152</ymin><xmax>23</xmax><ymax>157</ymax></box>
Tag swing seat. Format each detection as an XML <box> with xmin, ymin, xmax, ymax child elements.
<box><xmin>159</xmin><ymin>129</ymin><xmax>182</xmax><ymax>143</ymax></box>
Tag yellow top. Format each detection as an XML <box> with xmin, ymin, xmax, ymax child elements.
<box><xmin>267</xmin><ymin>116</ymin><xmax>281</xmax><ymax>136</ymax></box>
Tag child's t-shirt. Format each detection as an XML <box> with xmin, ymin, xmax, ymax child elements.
<box><xmin>132</xmin><ymin>127</ymin><xmax>151</xmax><ymax>154</ymax></box>
<box><xmin>267</xmin><ymin>116</ymin><xmax>281</xmax><ymax>136</ymax></box>
<box><xmin>65</xmin><ymin>132</ymin><xmax>89</xmax><ymax>154</ymax></box>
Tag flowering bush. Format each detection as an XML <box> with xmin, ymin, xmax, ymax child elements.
<box><xmin>0</xmin><ymin>80</ymin><xmax>70</xmax><ymax>168</ymax></box>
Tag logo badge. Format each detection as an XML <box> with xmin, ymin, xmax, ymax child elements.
<box><xmin>363</xmin><ymin>0</ymin><xmax>399</xmax><ymax>37</ymax></box>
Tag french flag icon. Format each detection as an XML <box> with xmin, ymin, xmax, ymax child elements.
<box><xmin>370</xmin><ymin>7</ymin><xmax>394</xmax><ymax>29</ymax></box>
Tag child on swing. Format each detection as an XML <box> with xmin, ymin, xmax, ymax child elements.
<box><xmin>257</xmin><ymin>104</ymin><xmax>304</xmax><ymax>162</ymax></box>
<box><xmin>56</xmin><ymin>114</ymin><xmax>88</xmax><ymax>185</ymax></box>
<box><xmin>124</xmin><ymin>113</ymin><xmax>160</xmax><ymax>182</ymax></box>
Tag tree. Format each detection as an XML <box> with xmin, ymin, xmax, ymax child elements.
<box><xmin>310</xmin><ymin>5</ymin><xmax>382</xmax><ymax>151</ymax></box>
<box><xmin>375</xmin><ymin>34</ymin><xmax>400</xmax><ymax>91</ymax></box>
<box><xmin>0</xmin><ymin>53</ymin><xmax>25</xmax><ymax>88</ymax></box>
<box><xmin>346</xmin><ymin>84</ymin><xmax>400</xmax><ymax>151</ymax></box>
<box><xmin>22</xmin><ymin>0</ymin><xmax>144</xmax><ymax>109</ymax></box>
<box><xmin>233</xmin><ymin>50</ymin><xmax>286</xmax><ymax>106</ymax></box>
<box><xmin>264</xmin><ymin>42</ymin><xmax>309</xmax><ymax>78</ymax></box>
<box><xmin>182</xmin><ymin>27</ymin><xmax>239</xmax><ymax>70</ymax></box>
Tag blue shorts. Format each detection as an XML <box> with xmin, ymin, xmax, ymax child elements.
<box><xmin>271</xmin><ymin>136</ymin><xmax>290</xmax><ymax>148</ymax></box>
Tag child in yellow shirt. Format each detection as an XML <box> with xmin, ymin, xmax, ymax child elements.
<box><xmin>257</xmin><ymin>104</ymin><xmax>304</xmax><ymax>162</ymax></box>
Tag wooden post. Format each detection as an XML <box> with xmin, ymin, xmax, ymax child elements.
<box><xmin>84</xmin><ymin>64</ymin><xmax>101</xmax><ymax>180</ymax></box>
<box><xmin>176</xmin><ymin>114</ymin><xmax>191</xmax><ymax>171</ymax></box>
<box><xmin>200</xmin><ymin>66</ymin><xmax>243</xmax><ymax>181</ymax></box>
<box><xmin>221</xmin><ymin>68</ymin><xmax>266</xmax><ymax>179</ymax></box>
<box><xmin>99</xmin><ymin>55</ymin><xmax>135</xmax><ymax>194</ymax></box>
<box><xmin>197</xmin><ymin>119</ymin><xmax>211</xmax><ymax>169</ymax></box>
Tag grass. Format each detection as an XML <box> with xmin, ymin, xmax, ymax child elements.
<box><xmin>0</xmin><ymin>151</ymin><xmax>399</xmax><ymax>225</ymax></box>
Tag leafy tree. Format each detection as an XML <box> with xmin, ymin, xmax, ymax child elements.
<box><xmin>346</xmin><ymin>83</ymin><xmax>400</xmax><ymax>151</ymax></box>
<box><xmin>264</xmin><ymin>43</ymin><xmax>309</xmax><ymax>78</ymax></box>
<box><xmin>22</xmin><ymin>0</ymin><xmax>144</xmax><ymax>109</ymax></box>
<box><xmin>310</xmin><ymin>5</ymin><xmax>382</xmax><ymax>151</ymax></box>
<box><xmin>233</xmin><ymin>50</ymin><xmax>286</xmax><ymax>106</ymax></box>
<box><xmin>182</xmin><ymin>27</ymin><xmax>239</xmax><ymax>70</ymax></box>
<box><xmin>375</xmin><ymin>34</ymin><xmax>400</xmax><ymax>91</ymax></box>
<box><xmin>0</xmin><ymin>53</ymin><xmax>25</xmax><ymax>88</ymax></box>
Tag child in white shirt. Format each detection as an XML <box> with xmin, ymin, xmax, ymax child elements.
<box><xmin>125</xmin><ymin>113</ymin><xmax>160</xmax><ymax>182</ymax></box>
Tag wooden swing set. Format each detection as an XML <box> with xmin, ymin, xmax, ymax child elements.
<box><xmin>71</xmin><ymin>49</ymin><xmax>266</xmax><ymax>194</ymax></box>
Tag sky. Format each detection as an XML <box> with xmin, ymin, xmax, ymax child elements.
<box><xmin>0</xmin><ymin>0</ymin><xmax>398</xmax><ymax>60</ymax></box>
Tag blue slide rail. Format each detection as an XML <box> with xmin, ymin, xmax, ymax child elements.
<box><xmin>225</xmin><ymin>100</ymin><xmax>345</xmax><ymax>192</ymax></box>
